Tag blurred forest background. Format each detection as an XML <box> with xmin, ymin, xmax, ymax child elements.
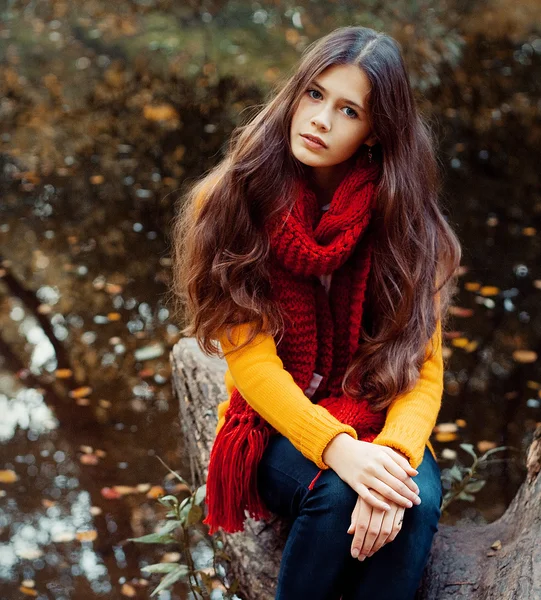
<box><xmin>1</xmin><ymin>0</ymin><xmax>541</xmax><ymax>598</ymax></box>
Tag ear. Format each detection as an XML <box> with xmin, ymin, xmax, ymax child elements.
<box><xmin>365</xmin><ymin>134</ymin><xmax>378</xmax><ymax>147</ymax></box>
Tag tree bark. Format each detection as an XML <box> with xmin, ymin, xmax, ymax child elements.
<box><xmin>170</xmin><ymin>337</ymin><xmax>541</xmax><ymax>600</ymax></box>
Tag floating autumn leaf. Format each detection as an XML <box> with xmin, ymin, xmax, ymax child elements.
<box><xmin>512</xmin><ymin>350</ymin><xmax>538</xmax><ymax>364</ymax></box>
<box><xmin>105</xmin><ymin>282</ymin><xmax>123</xmax><ymax>294</ymax></box>
<box><xmin>434</xmin><ymin>431</ymin><xmax>458</xmax><ymax>442</ymax></box>
<box><xmin>455</xmin><ymin>419</ymin><xmax>467</xmax><ymax>428</ymax></box>
<box><xmin>51</xmin><ymin>531</ymin><xmax>76</xmax><ymax>543</ymax></box>
<box><xmin>55</xmin><ymin>369</ymin><xmax>73</xmax><ymax>379</ymax></box>
<box><xmin>448</xmin><ymin>306</ymin><xmax>474</xmax><ymax>318</ymax></box>
<box><xmin>76</xmin><ymin>530</ymin><xmax>98</xmax><ymax>542</ymax></box>
<box><xmin>79</xmin><ymin>454</ymin><xmax>99</xmax><ymax>466</ymax></box>
<box><xmin>464</xmin><ymin>282</ymin><xmax>481</xmax><ymax>291</ymax></box>
<box><xmin>143</xmin><ymin>104</ymin><xmax>179</xmax><ymax>122</ymax></box>
<box><xmin>19</xmin><ymin>586</ymin><xmax>38</xmax><ymax>597</ymax></box>
<box><xmin>112</xmin><ymin>485</ymin><xmax>138</xmax><ymax>496</ymax></box>
<box><xmin>121</xmin><ymin>583</ymin><xmax>137</xmax><ymax>597</ymax></box>
<box><xmin>101</xmin><ymin>487</ymin><xmax>122</xmax><ymax>500</ymax></box>
<box><xmin>107</xmin><ymin>312</ymin><xmax>122</xmax><ymax>322</ymax></box>
<box><xmin>477</xmin><ymin>440</ymin><xmax>497</xmax><ymax>452</ymax></box>
<box><xmin>95</xmin><ymin>449</ymin><xmax>107</xmax><ymax>458</ymax></box>
<box><xmin>434</xmin><ymin>423</ymin><xmax>458</xmax><ymax>433</ymax></box>
<box><xmin>479</xmin><ymin>286</ymin><xmax>499</xmax><ymax>296</ymax></box>
<box><xmin>69</xmin><ymin>386</ymin><xmax>93</xmax><ymax>399</ymax></box>
<box><xmin>0</xmin><ymin>469</ymin><xmax>18</xmax><ymax>483</ymax></box>
<box><xmin>451</xmin><ymin>337</ymin><xmax>470</xmax><ymax>348</ymax></box>
<box><xmin>90</xmin><ymin>175</ymin><xmax>104</xmax><ymax>185</ymax></box>
<box><xmin>522</xmin><ymin>227</ymin><xmax>536</xmax><ymax>236</ymax></box>
<box><xmin>526</xmin><ymin>380</ymin><xmax>540</xmax><ymax>390</ymax></box>
<box><xmin>146</xmin><ymin>485</ymin><xmax>165</xmax><ymax>499</ymax></box>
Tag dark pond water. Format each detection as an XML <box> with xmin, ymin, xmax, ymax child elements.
<box><xmin>1</xmin><ymin>1</ymin><xmax>541</xmax><ymax>598</ymax></box>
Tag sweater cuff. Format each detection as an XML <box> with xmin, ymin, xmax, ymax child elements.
<box><xmin>299</xmin><ymin>405</ymin><xmax>358</xmax><ymax>470</ymax></box>
<box><xmin>372</xmin><ymin>425</ymin><xmax>428</xmax><ymax>469</ymax></box>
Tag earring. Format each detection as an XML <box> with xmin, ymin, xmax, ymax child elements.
<box><xmin>368</xmin><ymin>145</ymin><xmax>373</xmax><ymax>164</ymax></box>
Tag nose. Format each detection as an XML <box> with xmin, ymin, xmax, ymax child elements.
<box><xmin>311</xmin><ymin>110</ymin><xmax>331</xmax><ymax>131</ymax></box>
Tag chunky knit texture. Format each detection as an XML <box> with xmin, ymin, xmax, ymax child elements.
<box><xmin>203</xmin><ymin>150</ymin><xmax>390</xmax><ymax>534</ymax></box>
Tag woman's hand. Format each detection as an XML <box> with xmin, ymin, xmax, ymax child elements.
<box><xmin>322</xmin><ymin>433</ymin><xmax>421</xmax><ymax>511</ymax></box>
<box><xmin>347</xmin><ymin>488</ymin><xmax>406</xmax><ymax>560</ymax></box>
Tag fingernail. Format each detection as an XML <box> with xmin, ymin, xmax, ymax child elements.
<box><xmin>352</xmin><ymin>548</ymin><xmax>359</xmax><ymax>558</ymax></box>
<box><xmin>415</xmin><ymin>496</ymin><xmax>422</xmax><ymax>505</ymax></box>
<box><xmin>359</xmin><ymin>555</ymin><xmax>366</xmax><ymax>561</ymax></box>
<box><xmin>384</xmin><ymin>504</ymin><xmax>391</xmax><ymax>511</ymax></box>
<box><xmin>407</xmin><ymin>500</ymin><xmax>413</xmax><ymax>507</ymax></box>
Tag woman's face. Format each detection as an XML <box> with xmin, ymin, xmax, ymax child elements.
<box><xmin>290</xmin><ymin>63</ymin><xmax>378</xmax><ymax>169</ymax></box>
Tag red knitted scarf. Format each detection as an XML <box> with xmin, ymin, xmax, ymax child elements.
<box><xmin>203</xmin><ymin>150</ymin><xmax>387</xmax><ymax>534</ymax></box>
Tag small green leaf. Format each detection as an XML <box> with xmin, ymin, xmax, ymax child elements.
<box><xmin>150</xmin><ymin>564</ymin><xmax>189</xmax><ymax>597</ymax></box>
<box><xmin>141</xmin><ymin>563</ymin><xmax>183</xmax><ymax>574</ymax></box>
<box><xmin>194</xmin><ymin>484</ymin><xmax>207</xmax><ymax>506</ymax></box>
<box><xmin>459</xmin><ymin>443</ymin><xmax>477</xmax><ymax>461</ymax></box>
<box><xmin>449</xmin><ymin>465</ymin><xmax>463</xmax><ymax>482</ymax></box>
<box><xmin>127</xmin><ymin>532</ymin><xmax>177</xmax><ymax>544</ymax></box>
<box><xmin>479</xmin><ymin>446</ymin><xmax>508</xmax><ymax>461</ymax></box>
<box><xmin>157</xmin><ymin>520</ymin><xmax>182</xmax><ymax>535</ymax></box>
<box><xmin>464</xmin><ymin>480</ymin><xmax>486</xmax><ymax>493</ymax></box>
<box><xmin>186</xmin><ymin>504</ymin><xmax>203</xmax><ymax>527</ymax></box>
<box><xmin>158</xmin><ymin>495</ymin><xmax>180</xmax><ymax>508</ymax></box>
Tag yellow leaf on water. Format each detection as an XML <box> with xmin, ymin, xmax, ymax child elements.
<box><xmin>69</xmin><ymin>386</ymin><xmax>93</xmax><ymax>399</ymax></box>
<box><xmin>146</xmin><ymin>485</ymin><xmax>165</xmax><ymax>499</ymax></box>
<box><xmin>477</xmin><ymin>440</ymin><xmax>497</xmax><ymax>452</ymax></box>
<box><xmin>76</xmin><ymin>530</ymin><xmax>98</xmax><ymax>542</ymax></box>
<box><xmin>107</xmin><ymin>312</ymin><xmax>122</xmax><ymax>322</ymax></box>
<box><xmin>55</xmin><ymin>369</ymin><xmax>73</xmax><ymax>379</ymax></box>
<box><xmin>434</xmin><ymin>432</ymin><xmax>458</xmax><ymax>442</ymax></box>
<box><xmin>19</xmin><ymin>586</ymin><xmax>38</xmax><ymax>597</ymax></box>
<box><xmin>0</xmin><ymin>469</ymin><xmax>18</xmax><ymax>483</ymax></box>
<box><xmin>464</xmin><ymin>282</ymin><xmax>481</xmax><ymax>291</ymax></box>
<box><xmin>121</xmin><ymin>583</ymin><xmax>137</xmax><ymax>597</ymax></box>
<box><xmin>512</xmin><ymin>350</ymin><xmax>538</xmax><ymax>364</ymax></box>
<box><xmin>90</xmin><ymin>175</ymin><xmax>104</xmax><ymax>185</ymax></box>
<box><xmin>455</xmin><ymin>419</ymin><xmax>467</xmax><ymax>428</ymax></box>
<box><xmin>479</xmin><ymin>286</ymin><xmax>499</xmax><ymax>296</ymax></box>
<box><xmin>451</xmin><ymin>337</ymin><xmax>469</xmax><ymax>348</ymax></box>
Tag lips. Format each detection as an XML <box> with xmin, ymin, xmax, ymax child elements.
<box><xmin>301</xmin><ymin>133</ymin><xmax>327</xmax><ymax>148</ymax></box>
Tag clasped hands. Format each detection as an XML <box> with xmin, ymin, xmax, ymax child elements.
<box><xmin>322</xmin><ymin>433</ymin><xmax>421</xmax><ymax>562</ymax></box>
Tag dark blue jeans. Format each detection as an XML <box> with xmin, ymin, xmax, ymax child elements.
<box><xmin>256</xmin><ymin>434</ymin><xmax>443</xmax><ymax>600</ymax></box>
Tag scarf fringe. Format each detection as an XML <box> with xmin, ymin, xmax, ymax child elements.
<box><xmin>203</xmin><ymin>404</ymin><xmax>273</xmax><ymax>534</ymax></box>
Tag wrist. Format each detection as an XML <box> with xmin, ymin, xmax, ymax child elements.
<box><xmin>322</xmin><ymin>432</ymin><xmax>353</xmax><ymax>468</ymax></box>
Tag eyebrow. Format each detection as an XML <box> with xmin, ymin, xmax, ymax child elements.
<box><xmin>311</xmin><ymin>80</ymin><xmax>366</xmax><ymax>113</ymax></box>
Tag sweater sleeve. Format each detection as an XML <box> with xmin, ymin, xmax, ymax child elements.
<box><xmin>218</xmin><ymin>323</ymin><xmax>359</xmax><ymax>470</ymax></box>
<box><xmin>371</xmin><ymin>318</ymin><xmax>444</xmax><ymax>468</ymax></box>
<box><xmin>217</xmin><ymin>319</ymin><xmax>444</xmax><ymax>471</ymax></box>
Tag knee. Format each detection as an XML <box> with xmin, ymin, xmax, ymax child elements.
<box><xmin>304</xmin><ymin>470</ymin><xmax>358</xmax><ymax>523</ymax></box>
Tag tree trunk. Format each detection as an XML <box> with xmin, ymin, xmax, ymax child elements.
<box><xmin>170</xmin><ymin>337</ymin><xmax>541</xmax><ymax>600</ymax></box>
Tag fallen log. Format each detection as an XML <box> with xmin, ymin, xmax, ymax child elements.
<box><xmin>171</xmin><ymin>337</ymin><xmax>541</xmax><ymax>600</ymax></box>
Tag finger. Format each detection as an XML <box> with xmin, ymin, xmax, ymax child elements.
<box><xmin>368</xmin><ymin>474</ymin><xmax>420</xmax><ymax>508</ymax></box>
<box><xmin>366</xmin><ymin>508</ymin><xmax>394</xmax><ymax>556</ymax></box>
<box><xmin>382</xmin><ymin>457</ymin><xmax>420</xmax><ymax>495</ymax></box>
<box><xmin>360</xmin><ymin>508</ymin><xmax>385</xmax><ymax>558</ymax></box>
<box><xmin>351</xmin><ymin>497</ymin><xmax>372</xmax><ymax>559</ymax></box>
<box><xmin>357</xmin><ymin>484</ymin><xmax>392</xmax><ymax>512</ymax></box>
<box><xmin>381</xmin><ymin>447</ymin><xmax>418</xmax><ymax>476</ymax></box>
<box><xmin>385</xmin><ymin>507</ymin><xmax>405</xmax><ymax>544</ymax></box>
<box><xmin>347</xmin><ymin>496</ymin><xmax>361</xmax><ymax>534</ymax></box>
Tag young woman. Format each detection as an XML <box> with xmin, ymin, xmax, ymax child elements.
<box><xmin>173</xmin><ymin>25</ymin><xmax>461</xmax><ymax>600</ymax></box>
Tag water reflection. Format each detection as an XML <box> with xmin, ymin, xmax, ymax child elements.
<box><xmin>1</xmin><ymin>0</ymin><xmax>541</xmax><ymax>597</ymax></box>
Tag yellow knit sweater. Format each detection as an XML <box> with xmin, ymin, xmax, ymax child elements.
<box><xmin>215</xmin><ymin>321</ymin><xmax>443</xmax><ymax>470</ymax></box>
<box><xmin>193</xmin><ymin>177</ymin><xmax>444</xmax><ymax>471</ymax></box>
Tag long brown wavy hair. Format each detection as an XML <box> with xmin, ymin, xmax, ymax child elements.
<box><xmin>170</xmin><ymin>26</ymin><xmax>462</xmax><ymax>412</ymax></box>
